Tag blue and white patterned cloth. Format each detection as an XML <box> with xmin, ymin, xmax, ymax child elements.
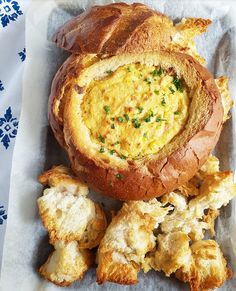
<box><xmin>0</xmin><ymin>0</ymin><xmax>28</xmax><ymax>269</ymax></box>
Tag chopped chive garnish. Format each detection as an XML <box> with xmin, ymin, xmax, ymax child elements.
<box><xmin>111</xmin><ymin>124</ymin><xmax>115</xmax><ymax>129</ymax></box>
<box><xmin>120</xmin><ymin>154</ymin><xmax>127</xmax><ymax>160</ymax></box>
<box><xmin>174</xmin><ymin>111</ymin><xmax>180</xmax><ymax>115</ymax></box>
<box><xmin>154</xmin><ymin>90</ymin><xmax>160</xmax><ymax>95</ymax></box>
<box><xmin>114</xmin><ymin>141</ymin><xmax>120</xmax><ymax>145</ymax></box>
<box><xmin>161</xmin><ymin>97</ymin><xmax>166</xmax><ymax>106</ymax></box>
<box><xmin>143</xmin><ymin>132</ymin><xmax>148</xmax><ymax>138</ymax></box>
<box><xmin>110</xmin><ymin>149</ymin><xmax>115</xmax><ymax>155</ymax></box>
<box><xmin>124</xmin><ymin>114</ymin><xmax>129</xmax><ymax>121</ymax></box>
<box><xmin>116</xmin><ymin>173</ymin><xmax>124</xmax><ymax>180</ymax></box>
<box><xmin>144</xmin><ymin>116</ymin><xmax>151</xmax><ymax>122</ymax></box>
<box><xmin>103</xmin><ymin>105</ymin><xmax>110</xmax><ymax>114</ymax></box>
<box><xmin>99</xmin><ymin>134</ymin><xmax>105</xmax><ymax>143</ymax></box>
<box><xmin>99</xmin><ymin>147</ymin><xmax>105</xmax><ymax>153</ymax></box>
<box><xmin>169</xmin><ymin>86</ymin><xmax>175</xmax><ymax>94</ymax></box>
<box><xmin>127</xmin><ymin>67</ymin><xmax>131</xmax><ymax>72</ymax></box>
<box><xmin>111</xmin><ymin>117</ymin><xmax>115</xmax><ymax>121</ymax></box>
<box><xmin>144</xmin><ymin>111</ymin><xmax>154</xmax><ymax>123</ymax></box>
<box><xmin>152</xmin><ymin>68</ymin><xmax>163</xmax><ymax>77</ymax></box>
<box><xmin>144</xmin><ymin>78</ymin><xmax>152</xmax><ymax>84</ymax></box>
<box><xmin>137</xmin><ymin>106</ymin><xmax>144</xmax><ymax>113</ymax></box>
<box><xmin>173</xmin><ymin>78</ymin><xmax>183</xmax><ymax>92</ymax></box>
<box><xmin>117</xmin><ymin>116</ymin><xmax>124</xmax><ymax>123</ymax></box>
<box><xmin>106</xmin><ymin>70</ymin><xmax>113</xmax><ymax>74</ymax></box>
<box><xmin>156</xmin><ymin>117</ymin><xmax>167</xmax><ymax>122</ymax></box>
<box><xmin>132</xmin><ymin>118</ymin><xmax>141</xmax><ymax>128</ymax></box>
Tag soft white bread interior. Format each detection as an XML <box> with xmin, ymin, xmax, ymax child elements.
<box><xmin>161</xmin><ymin>171</ymin><xmax>236</xmax><ymax>241</ymax></box>
<box><xmin>38</xmin><ymin>166</ymin><xmax>107</xmax><ymax>247</ymax></box>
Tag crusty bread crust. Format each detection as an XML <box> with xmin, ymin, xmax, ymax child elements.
<box><xmin>49</xmin><ymin>50</ymin><xmax>223</xmax><ymax>201</ymax></box>
<box><xmin>48</xmin><ymin>54</ymin><xmax>99</xmax><ymax>148</ymax></box>
<box><xmin>53</xmin><ymin>2</ymin><xmax>174</xmax><ymax>55</ymax></box>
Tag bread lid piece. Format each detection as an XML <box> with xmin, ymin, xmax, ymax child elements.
<box><xmin>49</xmin><ymin>51</ymin><xmax>223</xmax><ymax>201</ymax></box>
<box><xmin>53</xmin><ymin>2</ymin><xmax>174</xmax><ymax>55</ymax></box>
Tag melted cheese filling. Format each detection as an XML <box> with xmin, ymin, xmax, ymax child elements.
<box><xmin>81</xmin><ymin>63</ymin><xmax>189</xmax><ymax>159</ymax></box>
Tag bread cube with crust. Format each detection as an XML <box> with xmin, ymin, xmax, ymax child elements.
<box><xmin>176</xmin><ymin>240</ymin><xmax>232</xmax><ymax>291</ymax></box>
<box><xmin>161</xmin><ymin>171</ymin><xmax>236</xmax><ymax>240</ymax></box>
<box><xmin>38</xmin><ymin>165</ymin><xmax>89</xmax><ymax>196</ymax></box>
<box><xmin>144</xmin><ymin>231</ymin><xmax>192</xmax><ymax>276</ymax></box>
<box><xmin>96</xmin><ymin>199</ymin><xmax>172</xmax><ymax>284</ymax></box>
<box><xmin>39</xmin><ymin>241</ymin><xmax>93</xmax><ymax>286</ymax></box>
<box><xmin>38</xmin><ymin>166</ymin><xmax>107</xmax><ymax>247</ymax></box>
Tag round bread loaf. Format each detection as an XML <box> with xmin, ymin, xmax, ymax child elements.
<box><xmin>53</xmin><ymin>2</ymin><xmax>174</xmax><ymax>55</ymax></box>
<box><xmin>49</xmin><ymin>51</ymin><xmax>223</xmax><ymax>200</ymax></box>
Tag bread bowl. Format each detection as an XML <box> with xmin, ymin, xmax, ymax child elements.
<box><xmin>49</xmin><ymin>49</ymin><xmax>223</xmax><ymax>200</ymax></box>
<box><xmin>48</xmin><ymin>2</ymin><xmax>228</xmax><ymax>200</ymax></box>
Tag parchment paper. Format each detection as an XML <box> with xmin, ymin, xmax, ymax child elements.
<box><xmin>1</xmin><ymin>0</ymin><xmax>236</xmax><ymax>290</ymax></box>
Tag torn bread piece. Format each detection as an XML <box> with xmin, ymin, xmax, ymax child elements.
<box><xmin>176</xmin><ymin>240</ymin><xmax>232</xmax><ymax>291</ymax></box>
<box><xmin>177</xmin><ymin>155</ymin><xmax>219</xmax><ymax>198</ymax></box>
<box><xmin>177</xmin><ymin>181</ymin><xmax>200</xmax><ymax>197</ymax></box>
<box><xmin>38</xmin><ymin>166</ymin><xmax>107</xmax><ymax>247</ymax></box>
<box><xmin>96</xmin><ymin>199</ymin><xmax>172</xmax><ymax>284</ymax></box>
<box><xmin>145</xmin><ymin>234</ymin><xmax>232</xmax><ymax>291</ymax></box>
<box><xmin>39</xmin><ymin>165</ymin><xmax>89</xmax><ymax>196</ymax></box>
<box><xmin>196</xmin><ymin>155</ymin><xmax>220</xmax><ymax>179</ymax></box>
<box><xmin>170</xmin><ymin>18</ymin><xmax>212</xmax><ymax>64</ymax></box>
<box><xmin>39</xmin><ymin>241</ymin><xmax>93</xmax><ymax>287</ymax></box>
<box><xmin>161</xmin><ymin>171</ymin><xmax>236</xmax><ymax>240</ymax></box>
<box><xmin>202</xmin><ymin>209</ymin><xmax>220</xmax><ymax>237</ymax></box>
<box><xmin>171</xmin><ymin>19</ymin><xmax>234</xmax><ymax>123</ymax></box>
<box><xmin>144</xmin><ymin>231</ymin><xmax>191</xmax><ymax>276</ymax></box>
<box><xmin>215</xmin><ymin>76</ymin><xmax>233</xmax><ymax>122</ymax></box>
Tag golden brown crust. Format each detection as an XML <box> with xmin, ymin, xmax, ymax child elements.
<box><xmin>202</xmin><ymin>209</ymin><xmax>219</xmax><ymax>237</ymax></box>
<box><xmin>96</xmin><ymin>199</ymin><xmax>171</xmax><ymax>284</ymax></box>
<box><xmin>176</xmin><ymin>240</ymin><xmax>232</xmax><ymax>291</ymax></box>
<box><xmin>38</xmin><ymin>164</ymin><xmax>89</xmax><ymax>195</ymax></box>
<box><xmin>177</xmin><ymin>181</ymin><xmax>200</xmax><ymax>197</ymax></box>
<box><xmin>53</xmin><ymin>2</ymin><xmax>174</xmax><ymax>55</ymax></box>
<box><xmin>48</xmin><ymin>54</ymin><xmax>99</xmax><ymax>148</ymax></box>
<box><xmin>169</xmin><ymin>18</ymin><xmax>212</xmax><ymax>64</ymax></box>
<box><xmin>49</xmin><ymin>50</ymin><xmax>223</xmax><ymax>201</ymax></box>
<box><xmin>38</xmin><ymin>241</ymin><xmax>93</xmax><ymax>286</ymax></box>
<box><xmin>176</xmin><ymin>155</ymin><xmax>220</xmax><ymax>197</ymax></box>
<box><xmin>215</xmin><ymin>76</ymin><xmax>233</xmax><ymax>121</ymax></box>
<box><xmin>96</xmin><ymin>252</ymin><xmax>140</xmax><ymax>285</ymax></box>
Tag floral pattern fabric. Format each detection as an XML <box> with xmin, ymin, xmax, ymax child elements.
<box><xmin>0</xmin><ymin>0</ymin><xmax>28</xmax><ymax>272</ymax></box>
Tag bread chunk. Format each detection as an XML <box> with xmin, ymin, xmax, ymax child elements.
<box><xmin>96</xmin><ymin>199</ymin><xmax>172</xmax><ymax>284</ymax></box>
<box><xmin>145</xmin><ymin>231</ymin><xmax>191</xmax><ymax>276</ymax></box>
<box><xmin>38</xmin><ymin>165</ymin><xmax>89</xmax><ymax>196</ymax></box>
<box><xmin>176</xmin><ymin>240</ymin><xmax>232</xmax><ymax>291</ymax></box>
<box><xmin>38</xmin><ymin>166</ymin><xmax>107</xmax><ymax>247</ymax></box>
<box><xmin>161</xmin><ymin>172</ymin><xmax>236</xmax><ymax>240</ymax></box>
<box><xmin>215</xmin><ymin>76</ymin><xmax>233</xmax><ymax>122</ymax></box>
<box><xmin>39</xmin><ymin>241</ymin><xmax>93</xmax><ymax>286</ymax></box>
<box><xmin>170</xmin><ymin>18</ymin><xmax>212</xmax><ymax>64</ymax></box>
